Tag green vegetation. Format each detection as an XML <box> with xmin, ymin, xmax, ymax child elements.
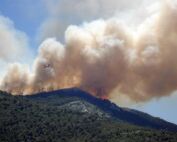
<box><xmin>0</xmin><ymin>91</ymin><xmax>177</xmax><ymax>142</ymax></box>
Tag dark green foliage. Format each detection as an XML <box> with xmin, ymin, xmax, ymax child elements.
<box><xmin>0</xmin><ymin>91</ymin><xmax>177</xmax><ymax>142</ymax></box>
<box><xmin>28</xmin><ymin>88</ymin><xmax>177</xmax><ymax>132</ymax></box>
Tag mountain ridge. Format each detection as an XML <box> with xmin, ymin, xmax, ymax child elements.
<box><xmin>1</xmin><ymin>88</ymin><xmax>177</xmax><ymax>142</ymax></box>
<box><xmin>27</xmin><ymin>87</ymin><xmax>177</xmax><ymax>132</ymax></box>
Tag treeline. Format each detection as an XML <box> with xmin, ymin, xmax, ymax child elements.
<box><xmin>0</xmin><ymin>92</ymin><xmax>177</xmax><ymax>142</ymax></box>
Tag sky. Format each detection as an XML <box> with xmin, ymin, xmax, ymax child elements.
<box><xmin>0</xmin><ymin>0</ymin><xmax>177</xmax><ymax>124</ymax></box>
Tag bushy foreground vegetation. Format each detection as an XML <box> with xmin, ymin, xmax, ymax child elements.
<box><xmin>0</xmin><ymin>91</ymin><xmax>177</xmax><ymax>142</ymax></box>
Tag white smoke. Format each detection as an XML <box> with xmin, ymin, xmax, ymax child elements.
<box><xmin>1</xmin><ymin>0</ymin><xmax>177</xmax><ymax>104</ymax></box>
<box><xmin>0</xmin><ymin>15</ymin><xmax>29</xmax><ymax>61</ymax></box>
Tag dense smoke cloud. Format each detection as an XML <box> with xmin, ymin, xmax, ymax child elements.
<box><xmin>39</xmin><ymin>0</ymin><xmax>157</xmax><ymax>41</ymax></box>
<box><xmin>1</xmin><ymin>0</ymin><xmax>177</xmax><ymax>103</ymax></box>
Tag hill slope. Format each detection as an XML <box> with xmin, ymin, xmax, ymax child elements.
<box><xmin>28</xmin><ymin>88</ymin><xmax>177</xmax><ymax>132</ymax></box>
<box><xmin>0</xmin><ymin>89</ymin><xmax>177</xmax><ymax>142</ymax></box>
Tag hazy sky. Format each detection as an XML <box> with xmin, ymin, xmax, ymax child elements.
<box><xmin>0</xmin><ymin>0</ymin><xmax>177</xmax><ymax>124</ymax></box>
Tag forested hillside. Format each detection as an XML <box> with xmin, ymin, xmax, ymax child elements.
<box><xmin>0</xmin><ymin>90</ymin><xmax>177</xmax><ymax>142</ymax></box>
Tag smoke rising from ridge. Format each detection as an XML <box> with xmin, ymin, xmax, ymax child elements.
<box><xmin>1</xmin><ymin>0</ymin><xmax>177</xmax><ymax>103</ymax></box>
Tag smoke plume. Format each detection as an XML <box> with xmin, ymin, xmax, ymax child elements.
<box><xmin>0</xmin><ymin>15</ymin><xmax>28</xmax><ymax>61</ymax></box>
<box><xmin>1</xmin><ymin>0</ymin><xmax>177</xmax><ymax>103</ymax></box>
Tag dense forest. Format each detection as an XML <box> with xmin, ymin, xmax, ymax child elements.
<box><xmin>0</xmin><ymin>90</ymin><xmax>177</xmax><ymax>142</ymax></box>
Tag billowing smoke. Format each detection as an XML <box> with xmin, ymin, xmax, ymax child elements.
<box><xmin>1</xmin><ymin>0</ymin><xmax>177</xmax><ymax>103</ymax></box>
